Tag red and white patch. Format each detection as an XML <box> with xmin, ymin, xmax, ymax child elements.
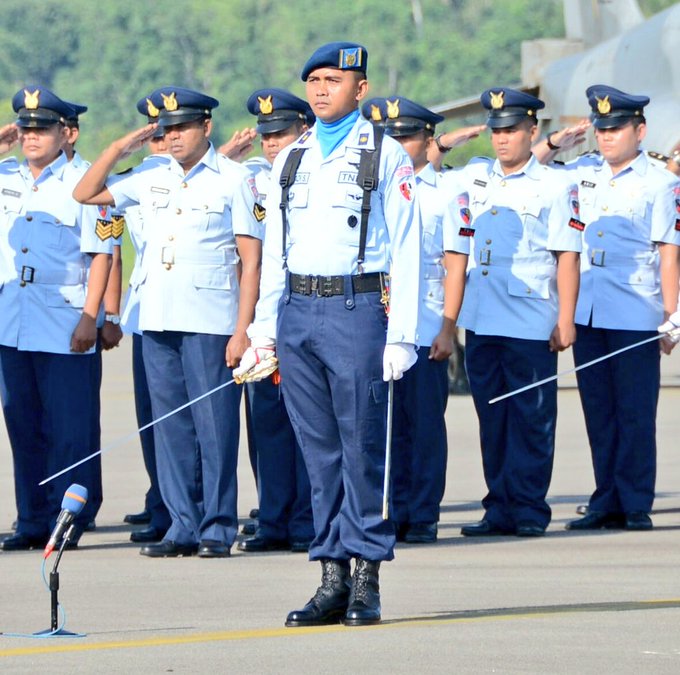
<box><xmin>399</xmin><ymin>179</ymin><xmax>413</xmax><ymax>201</ymax></box>
<box><xmin>395</xmin><ymin>165</ymin><xmax>414</xmax><ymax>179</ymax></box>
<box><xmin>247</xmin><ymin>176</ymin><xmax>259</xmax><ymax>200</ymax></box>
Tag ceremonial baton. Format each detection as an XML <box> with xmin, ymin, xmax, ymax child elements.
<box><xmin>382</xmin><ymin>379</ymin><xmax>394</xmax><ymax>520</ymax></box>
<box><xmin>489</xmin><ymin>333</ymin><xmax>665</xmax><ymax>405</ymax></box>
<box><xmin>39</xmin><ymin>378</ymin><xmax>238</xmax><ymax>486</ymax></box>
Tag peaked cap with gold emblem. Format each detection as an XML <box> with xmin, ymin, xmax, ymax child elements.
<box><xmin>361</xmin><ymin>96</ymin><xmax>444</xmax><ymax>137</ymax></box>
<box><xmin>136</xmin><ymin>92</ymin><xmax>166</xmax><ymax>138</ymax></box>
<box><xmin>12</xmin><ymin>86</ymin><xmax>77</xmax><ymax>128</ymax></box>
<box><xmin>585</xmin><ymin>85</ymin><xmax>649</xmax><ymax>129</ymax></box>
<box><xmin>301</xmin><ymin>41</ymin><xmax>368</xmax><ymax>81</ymax></box>
<box><xmin>246</xmin><ymin>88</ymin><xmax>314</xmax><ymax>134</ymax></box>
<box><xmin>147</xmin><ymin>86</ymin><xmax>219</xmax><ymax>128</ymax></box>
<box><xmin>480</xmin><ymin>87</ymin><xmax>544</xmax><ymax>129</ymax></box>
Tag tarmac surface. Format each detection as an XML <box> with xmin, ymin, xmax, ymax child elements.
<box><xmin>0</xmin><ymin>339</ymin><xmax>679</xmax><ymax>674</ymax></box>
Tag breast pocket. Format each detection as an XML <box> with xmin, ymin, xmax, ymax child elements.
<box><xmin>192</xmin><ymin>198</ymin><xmax>226</xmax><ymax>230</ymax></box>
<box><xmin>193</xmin><ymin>266</ymin><xmax>232</xmax><ymax>292</ymax></box>
<box><xmin>288</xmin><ymin>184</ymin><xmax>309</xmax><ymax>210</ymax></box>
<box><xmin>149</xmin><ymin>193</ymin><xmax>170</xmax><ymax>216</ymax></box>
<box><xmin>44</xmin><ymin>284</ymin><xmax>86</xmax><ymax>309</ymax></box>
<box><xmin>507</xmin><ymin>274</ymin><xmax>550</xmax><ymax>300</ymax></box>
<box><xmin>38</xmin><ymin>214</ymin><xmax>77</xmax><ymax>249</ymax></box>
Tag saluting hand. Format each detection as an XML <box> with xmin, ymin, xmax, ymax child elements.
<box><xmin>0</xmin><ymin>123</ymin><xmax>19</xmax><ymax>155</ymax></box>
<box><xmin>437</xmin><ymin>124</ymin><xmax>487</xmax><ymax>151</ymax></box>
<box><xmin>219</xmin><ymin>128</ymin><xmax>257</xmax><ymax>162</ymax></box>
<box><xmin>70</xmin><ymin>313</ymin><xmax>98</xmax><ymax>353</ymax></box>
<box><xmin>550</xmin><ymin>119</ymin><xmax>591</xmax><ymax>152</ymax></box>
<box><xmin>113</xmin><ymin>124</ymin><xmax>159</xmax><ymax>160</ymax></box>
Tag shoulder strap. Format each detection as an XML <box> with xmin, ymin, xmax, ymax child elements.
<box><xmin>356</xmin><ymin>125</ymin><xmax>385</xmax><ymax>271</ymax></box>
<box><xmin>278</xmin><ymin>148</ymin><xmax>307</xmax><ymax>265</ymax></box>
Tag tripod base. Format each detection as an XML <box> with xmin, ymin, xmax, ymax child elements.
<box><xmin>33</xmin><ymin>628</ymin><xmax>86</xmax><ymax>638</ymax></box>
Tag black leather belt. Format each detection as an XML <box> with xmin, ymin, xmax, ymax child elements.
<box><xmin>289</xmin><ymin>272</ymin><xmax>382</xmax><ymax>297</ymax></box>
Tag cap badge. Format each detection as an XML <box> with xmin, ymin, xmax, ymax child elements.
<box><xmin>490</xmin><ymin>91</ymin><xmax>504</xmax><ymax>110</ymax></box>
<box><xmin>161</xmin><ymin>92</ymin><xmax>179</xmax><ymax>112</ymax></box>
<box><xmin>146</xmin><ymin>98</ymin><xmax>160</xmax><ymax>118</ymax></box>
<box><xmin>596</xmin><ymin>95</ymin><xmax>611</xmax><ymax>114</ymax></box>
<box><xmin>258</xmin><ymin>95</ymin><xmax>273</xmax><ymax>115</ymax></box>
<box><xmin>339</xmin><ymin>47</ymin><xmax>362</xmax><ymax>70</ymax></box>
<box><xmin>370</xmin><ymin>104</ymin><xmax>382</xmax><ymax>122</ymax></box>
<box><xmin>24</xmin><ymin>89</ymin><xmax>40</xmax><ymax>110</ymax></box>
<box><xmin>386</xmin><ymin>99</ymin><xmax>400</xmax><ymax>119</ymax></box>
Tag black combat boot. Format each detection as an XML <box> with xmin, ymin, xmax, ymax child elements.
<box><xmin>285</xmin><ymin>559</ymin><xmax>351</xmax><ymax>627</ymax></box>
<box><xmin>344</xmin><ymin>558</ymin><xmax>381</xmax><ymax>626</ymax></box>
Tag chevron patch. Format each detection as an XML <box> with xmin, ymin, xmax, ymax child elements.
<box><xmin>111</xmin><ymin>215</ymin><xmax>125</xmax><ymax>238</ymax></box>
<box><xmin>253</xmin><ymin>203</ymin><xmax>266</xmax><ymax>222</ymax></box>
<box><xmin>96</xmin><ymin>219</ymin><xmax>113</xmax><ymax>240</ymax></box>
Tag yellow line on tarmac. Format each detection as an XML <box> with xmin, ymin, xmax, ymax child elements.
<box><xmin>1</xmin><ymin>598</ymin><xmax>680</xmax><ymax>658</ymax></box>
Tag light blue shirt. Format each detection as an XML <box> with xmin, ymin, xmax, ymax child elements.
<box><xmin>444</xmin><ymin>155</ymin><xmax>581</xmax><ymax>340</ymax></box>
<box><xmin>0</xmin><ymin>152</ymin><xmax>114</xmax><ymax>354</ymax></box>
<box><xmin>250</xmin><ymin>117</ymin><xmax>421</xmax><ymax>345</ymax></box>
<box><xmin>562</xmin><ymin>151</ymin><xmax>680</xmax><ymax>329</ymax></box>
<box><xmin>108</xmin><ymin>144</ymin><xmax>264</xmax><ymax>335</ymax></box>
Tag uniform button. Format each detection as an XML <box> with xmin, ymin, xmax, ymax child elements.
<box><xmin>609</xmin><ymin>180</ymin><xmax>615</xmax><ymax>187</ymax></box>
<box><xmin>482</xmin><ymin>270</ymin><xmax>489</xmax><ymax>276</ymax></box>
<box><xmin>21</xmin><ymin>247</ymin><xmax>28</xmax><ymax>253</ymax></box>
<box><xmin>25</xmin><ymin>215</ymin><xmax>33</xmax><ymax>221</ymax></box>
<box><xmin>168</xmin><ymin>235</ymin><xmax>174</xmax><ymax>241</ymax></box>
<box><xmin>64</xmin><ymin>298</ymin><xmax>70</xmax><ymax>304</ymax></box>
<box><xmin>526</xmin><ymin>288</ymin><xmax>532</xmax><ymax>294</ymax></box>
<box><xmin>428</xmin><ymin>292</ymin><xmax>433</xmax><ymax>298</ymax></box>
<box><xmin>32</xmin><ymin>186</ymin><xmax>38</xmax><ymax>192</ymax></box>
<box><xmin>602</xmin><ymin>206</ymin><xmax>608</xmax><ymax>212</ymax></box>
<box><xmin>491</xmin><ymin>209</ymin><xmax>497</xmax><ymax>215</ymax></box>
<box><xmin>485</xmin><ymin>239</ymin><xmax>492</xmax><ymax>245</ymax></box>
<box><xmin>176</xmin><ymin>208</ymin><xmax>182</xmax><ymax>215</ymax></box>
<box><xmin>55</xmin><ymin>219</ymin><xmax>61</xmax><ymax>224</ymax></box>
<box><xmin>165</xmin><ymin>263</ymin><xmax>172</xmax><ymax>270</ymax></box>
<box><xmin>636</xmin><ymin>276</ymin><xmax>642</xmax><ymax>282</ymax></box>
<box><xmin>181</xmin><ymin>182</ymin><xmax>188</xmax><ymax>188</ymax></box>
<box><xmin>500</xmin><ymin>180</ymin><xmax>507</xmax><ymax>187</ymax></box>
<box><xmin>597</xmin><ymin>231</ymin><xmax>603</xmax><ymax>237</ymax></box>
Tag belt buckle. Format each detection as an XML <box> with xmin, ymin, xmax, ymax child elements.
<box><xmin>161</xmin><ymin>246</ymin><xmax>175</xmax><ymax>266</ymax></box>
<box><xmin>309</xmin><ymin>275</ymin><xmax>318</xmax><ymax>295</ymax></box>
<box><xmin>318</xmin><ymin>276</ymin><xmax>334</xmax><ymax>297</ymax></box>
<box><xmin>479</xmin><ymin>248</ymin><xmax>491</xmax><ymax>266</ymax></box>
<box><xmin>590</xmin><ymin>249</ymin><xmax>605</xmax><ymax>267</ymax></box>
<box><xmin>20</xmin><ymin>266</ymin><xmax>35</xmax><ymax>283</ymax></box>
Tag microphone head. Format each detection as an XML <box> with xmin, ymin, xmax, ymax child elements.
<box><xmin>61</xmin><ymin>484</ymin><xmax>88</xmax><ymax>514</ymax></box>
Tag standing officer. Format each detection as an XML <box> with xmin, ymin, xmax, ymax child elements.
<box><xmin>74</xmin><ymin>86</ymin><xmax>264</xmax><ymax>558</ymax></box>
<box><xmin>237</xmin><ymin>88</ymin><xmax>315</xmax><ymax>553</ymax></box>
<box><xmin>362</xmin><ymin>96</ymin><xmax>467</xmax><ymax>544</ymax></box>
<box><xmin>0</xmin><ymin>87</ymin><xmax>113</xmax><ymax>550</ymax></box>
<box><xmin>447</xmin><ymin>88</ymin><xmax>582</xmax><ymax>538</ymax></box>
<box><xmin>561</xmin><ymin>86</ymin><xmax>680</xmax><ymax>531</ymax></box>
<box><xmin>235</xmin><ymin>42</ymin><xmax>421</xmax><ymax>627</ymax></box>
<box><xmin>119</xmin><ymin>94</ymin><xmax>172</xmax><ymax>543</ymax></box>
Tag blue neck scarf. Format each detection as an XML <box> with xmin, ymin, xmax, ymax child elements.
<box><xmin>316</xmin><ymin>109</ymin><xmax>360</xmax><ymax>158</ymax></box>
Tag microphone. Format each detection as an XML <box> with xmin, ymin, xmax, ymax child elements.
<box><xmin>43</xmin><ymin>484</ymin><xmax>88</xmax><ymax>559</ymax></box>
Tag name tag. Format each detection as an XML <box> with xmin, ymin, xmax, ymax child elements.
<box><xmin>150</xmin><ymin>186</ymin><xmax>170</xmax><ymax>194</ymax></box>
<box><xmin>338</xmin><ymin>171</ymin><xmax>358</xmax><ymax>184</ymax></box>
<box><xmin>1</xmin><ymin>188</ymin><xmax>21</xmax><ymax>198</ymax></box>
<box><xmin>580</xmin><ymin>180</ymin><xmax>596</xmax><ymax>188</ymax></box>
<box><xmin>473</xmin><ymin>179</ymin><xmax>487</xmax><ymax>188</ymax></box>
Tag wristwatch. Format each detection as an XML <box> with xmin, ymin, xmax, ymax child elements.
<box><xmin>546</xmin><ymin>131</ymin><xmax>561</xmax><ymax>151</ymax></box>
<box><xmin>104</xmin><ymin>313</ymin><xmax>121</xmax><ymax>325</ymax></box>
<box><xmin>434</xmin><ymin>134</ymin><xmax>452</xmax><ymax>154</ymax></box>
<box><xmin>671</xmin><ymin>150</ymin><xmax>680</xmax><ymax>166</ymax></box>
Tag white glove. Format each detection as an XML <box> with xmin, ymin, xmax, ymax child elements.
<box><xmin>233</xmin><ymin>336</ymin><xmax>279</xmax><ymax>383</ymax></box>
<box><xmin>658</xmin><ymin>310</ymin><xmax>680</xmax><ymax>344</ymax></box>
<box><xmin>382</xmin><ymin>342</ymin><xmax>418</xmax><ymax>381</ymax></box>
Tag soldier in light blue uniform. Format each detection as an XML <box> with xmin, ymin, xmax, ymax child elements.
<box><xmin>0</xmin><ymin>87</ymin><xmax>114</xmax><ymax>551</ymax></box>
<box><xmin>444</xmin><ymin>88</ymin><xmax>582</xmax><ymax>538</ymax></box>
<box><xmin>362</xmin><ymin>96</ymin><xmax>468</xmax><ymax>544</ymax></box>
<box><xmin>237</xmin><ymin>88</ymin><xmax>315</xmax><ymax>554</ymax></box>
<box><xmin>559</xmin><ymin>86</ymin><xmax>680</xmax><ymax>532</ymax></box>
<box><xmin>118</xmin><ymin>94</ymin><xmax>171</xmax><ymax>543</ymax></box>
<box><xmin>74</xmin><ymin>86</ymin><xmax>264</xmax><ymax>558</ymax></box>
<box><xmin>235</xmin><ymin>42</ymin><xmax>421</xmax><ymax>627</ymax></box>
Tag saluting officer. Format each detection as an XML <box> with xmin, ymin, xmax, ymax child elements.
<box><xmin>0</xmin><ymin>87</ymin><xmax>114</xmax><ymax>551</ymax></box>
<box><xmin>237</xmin><ymin>88</ymin><xmax>314</xmax><ymax>554</ymax></box>
<box><xmin>74</xmin><ymin>86</ymin><xmax>264</xmax><ymax>558</ymax></box>
<box><xmin>235</xmin><ymin>42</ymin><xmax>421</xmax><ymax>626</ymax></box>
<box><xmin>561</xmin><ymin>86</ymin><xmax>680</xmax><ymax>531</ymax></box>
<box><xmin>446</xmin><ymin>88</ymin><xmax>582</xmax><ymax>538</ymax></box>
<box><xmin>362</xmin><ymin>96</ymin><xmax>467</xmax><ymax>544</ymax></box>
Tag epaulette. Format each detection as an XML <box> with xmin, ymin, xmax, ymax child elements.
<box><xmin>115</xmin><ymin>167</ymin><xmax>133</xmax><ymax>175</ymax></box>
<box><xmin>647</xmin><ymin>150</ymin><xmax>670</xmax><ymax>162</ymax></box>
<box><xmin>578</xmin><ymin>149</ymin><xmax>599</xmax><ymax>157</ymax></box>
<box><xmin>550</xmin><ymin>159</ymin><xmax>565</xmax><ymax>166</ymax></box>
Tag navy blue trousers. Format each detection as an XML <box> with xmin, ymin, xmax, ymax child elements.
<box><xmin>247</xmin><ymin>378</ymin><xmax>313</xmax><ymax>542</ymax></box>
<box><xmin>277</xmin><ymin>288</ymin><xmax>395</xmax><ymax>562</ymax></box>
<box><xmin>0</xmin><ymin>347</ymin><xmax>98</xmax><ymax>537</ymax></box>
<box><xmin>391</xmin><ymin>346</ymin><xmax>449</xmax><ymax>525</ymax></box>
<box><xmin>573</xmin><ymin>324</ymin><xmax>659</xmax><ymax>513</ymax></box>
<box><xmin>465</xmin><ymin>331</ymin><xmax>558</xmax><ymax>530</ymax></box>
<box><xmin>132</xmin><ymin>332</ymin><xmax>170</xmax><ymax>531</ymax></box>
<box><xmin>84</xmin><ymin>339</ymin><xmax>103</xmax><ymax>526</ymax></box>
<box><xmin>142</xmin><ymin>331</ymin><xmax>241</xmax><ymax>546</ymax></box>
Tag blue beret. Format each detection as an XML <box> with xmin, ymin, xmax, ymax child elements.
<box><xmin>480</xmin><ymin>88</ymin><xmax>544</xmax><ymax>129</ymax></box>
<box><xmin>586</xmin><ymin>85</ymin><xmax>649</xmax><ymax>129</ymax></box>
<box><xmin>246</xmin><ymin>88</ymin><xmax>314</xmax><ymax>134</ymax></box>
<box><xmin>12</xmin><ymin>86</ymin><xmax>76</xmax><ymax>128</ymax></box>
<box><xmin>363</xmin><ymin>96</ymin><xmax>443</xmax><ymax>136</ymax></box>
<box><xmin>301</xmin><ymin>41</ymin><xmax>368</xmax><ymax>81</ymax></box>
<box><xmin>148</xmin><ymin>86</ymin><xmax>219</xmax><ymax>127</ymax></box>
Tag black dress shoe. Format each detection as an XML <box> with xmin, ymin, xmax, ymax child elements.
<box><xmin>197</xmin><ymin>540</ymin><xmax>231</xmax><ymax>558</ymax></box>
<box><xmin>565</xmin><ymin>511</ymin><xmax>625</xmax><ymax>530</ymax></box>
<box><xmin>516</xmin><ymin>521</ymin><xmax>546</xmax><ymax>537</ymax></box>
<box><xmin>241</xmin><ymin>521</ymin><xmax>257</xmax><ymax>536</ymax></box>
<box><xmin>286</xmin><ymin>559</ymin><xmax>351</xmax><ymax>627</ymax></box>
<box><xmin>461</xmin><ymin>520</ymin><xmax>512</xmax><ymax>537</ymax></box>
<box><xmin>139</xmin><ymin>540</ymin><xmax>198</xmax><ymax>557</ymax></box>
<box><xmin>130</xmin><ymin>526</ymin><xmax>165</xmax><ymax>543</ymax></box>
<box><xmin>85</xmin><ymin>520</ymin><xmax>96</xmax><ymax>532</ymax></box>
<box><xmin>344</xmin><ymin>559</ymin><xmax>381</xmax><ymax>626</ymax></box>
<box><xmin>124</xmin><ymin>510</ymin><xmax>151</xmax><ymax>525</ymax></box>
<box><xmin>625</xmin><ymin>512</ymin><xmax>653</xmax><ymax>531</ymax></box>
<box><xmin>0</xmin><ymin>532</ymin><xmax>48</xmax><ymax>551</ymax></box>
<box><xmin>249</xmin><ymin>508</ymin><xmax>260</xmax><ymax>519</ymax></box>
<box><xmin>404</xmin><ymin>522</ymin><xmax>438</xmax><ymax>544</ymax></box>
<box><xmin>237</xmin><ymin>535</ymin><xmax>289</xmax><ymax>553</ymax></box>
<box><xmin>290</xmin><ymin>540</ymin><xmax>312</xmax><ymax>553</ymax></box>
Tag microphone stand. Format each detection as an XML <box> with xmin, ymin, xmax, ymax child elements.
<box><xmin>34</xmin><ymin>524</ymin><xmax>85</xmax><ymax>637</ymax></box>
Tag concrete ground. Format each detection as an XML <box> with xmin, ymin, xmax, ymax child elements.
<box><xmin>0</xmin><ymin>340</ymin><xmax>679</xmax><ymax>674</ymax></box>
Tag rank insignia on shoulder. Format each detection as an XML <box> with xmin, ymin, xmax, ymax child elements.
<box><xmin>647</xmin><ymin>150</ymin><xmax>670</xmax><ymax>162</ymax></box>
<box><xmin>358</xmin><ymin>133</ymin><xmax>369</xmax><ymax>146</ymax></box>
<box><xmin>96</xmin><ymin>219</ymin><xmax>113</xmax><ymax>240</ymax></box>
<box><xmin>253</xmin><ymin>203</ymin><xmax>266</xmax><ymax>222</ymax></box>
<box><xmin>580</xmin><ymin>180</ymin><xmax>596</xmax><ymax>188</ymax></box>
<box><xmin>111</xmin><ymin>215</ymin><xmax>125</xmax><ymax>238</ymax></box>
<box><xmin>299</xmin><ymin>130</ymin><xmax>312</xmax><ymax>144</ymax></box>
<box><xmin>459</xmin><ymin>227</ymin><xmax>475</xmax><ymax>237</ymax></box>
<box><xmin>569</xmin><ymin>217</ymin><xmax>585</xmax><ymax>231</ymax></box>
<box><xmin>473</xmin><ymin>179</ymin><xmax>487</xmax><ymax>187</ymax></box>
